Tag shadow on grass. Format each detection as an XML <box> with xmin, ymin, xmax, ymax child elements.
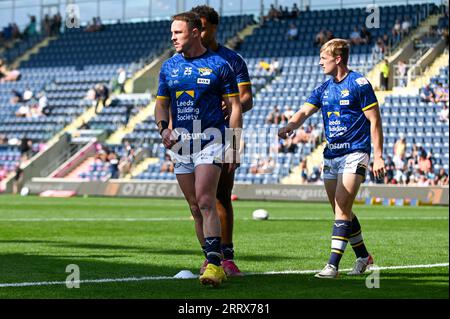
<box><xmin>0</xmin><ymin>239</ymin><xmax>298</xmax><ymax>262</ymax></box>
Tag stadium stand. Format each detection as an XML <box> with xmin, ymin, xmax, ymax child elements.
<box><xmin>1</xmin><ymin>4</ymin><xmax>447</xmax><ymax>188</ymax></box>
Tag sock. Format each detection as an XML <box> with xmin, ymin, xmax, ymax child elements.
<box><xmin>221</xmin><ymin>243</ymin><xmax>234</xmax><ymax>260</ymax></box>
<box><xmin>328</xmin><ymin>219</ymin><xmax>352</xmax><ymax>269</ymax></box>
<box><xmin>349</xmin><ymin>215</ymin><xmax>369</xmax><ymax>258</ymax></box>
<box><xmin>201</xmin><ymin>245</ymin><xmax>207</xmax><ymax>258</ymax></box>
<box><xmin>205</xmin><ymin>237</ymin><xmax>222</xmax><ymax>266</ymax></box>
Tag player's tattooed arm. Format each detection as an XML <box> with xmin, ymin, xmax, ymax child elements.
<box><xmin>278</xmin><ymin>103</ymin><xmax>318</xmax><ymax>139</ymax></box>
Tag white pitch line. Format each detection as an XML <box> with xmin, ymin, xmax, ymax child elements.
<box><xmin>0</xmin><ymin>263</ymin><xmax>447</xmax><ymax>288</ymax></box>
<box><xmin>0</xmin><ymin>216</ymin><xmax>447</xmax><ymax>222</ymax></box>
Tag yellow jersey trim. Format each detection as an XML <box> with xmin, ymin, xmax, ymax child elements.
<box><xmin>305</xmin><ymin>102</ymin><xmax>318</xmax><ymax>108</ymax></box>
<box><xmin>362</xmin><ymin>102</ymin><xmax>378</xmax><ymax>111</ymax></box>
<box><xmin>223</xmin><ymin>93</ymin><xmax>240</xmax><ymax>98</ymax></box>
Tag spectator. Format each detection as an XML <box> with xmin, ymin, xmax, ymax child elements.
<box><xmin>15</xmin><ymin>104</ymin><xmax>30</xmax><ymax>118</ymax></box>
<box><xmin>22</xmin><ymin>87</ymin><xmax>33</xmax><ymax>102</ymax></box>
<box><xmin>113</xmin><ymin>68</ymin><xmax>127</xmax><ymax>94</ymax></box>
<box><xmin>314</xmin><ymin>29</ymin><xmax>327</xmax><ymax>47</ymax></box>
<box><xmin>12</xmin><ymin>164</ymin><xmax>24</xmax><ymax>195</ymax></box>
<box><xmin>439</xmin><ymin>104</ymin><xmax>449</xmax><ymax>123</ymax></box>
<box><xmin>107</xmin><ymin>151</ymin><xmax>120</xmax><ymax>179</ymax></box>
<box><xmin>20</xmin><ymin>136</ymin><xmax>32</xmax><ymax>161</ymax></box>
<box><xmin>372</xmin><ymin>37</ymin><xmax>385</xmax><ymax>62</ymax></box>
<box><xmin>42</xmin><ymin>15</ymin><xmax>51</xmax><ymax>36</ymax></box>
<box><xmin>382</xmin><ymin>33</ymin><xmax>393</xmax><ymax>51</ymax></box>
<box><xmin>380</xmin><ymin>59</ymin><xmax>389</xmax><ymax>90</ymax></box>
<box><xmin>393</xmin><ymin>133</ymin><xmax>406</xmax><ymax>159</ymax></box>
<box><xmin>434</xmin><ymin>168</ymin><xmax>449</xmax><ymax>186</ymax></box>
<box><xmin>269</xmin><ymin>58</ymin><xmax>281</xmax><ymax>75</ymax></box>
<box><xmin>401</xmin><ymin>16</ymin><xmax>411</xmax><ymax>36</ymax></box>
<box><xmin>392</xmin><ymin>19</ymin><xmax>401</xmax><ymax>43</ymax></box>
<box><xmin>51</xmin><ymin>13</ymin><xmax>62</xmax><ymax>36</ymax></box>
<box><xmin>416</xmin><ymin>174</ymin><xmax>430</xmax><ymax>186</ymax></box>
<box><xmin>434</xmin><ymin>82</ymin><xmax>449</xmax><ymax>103</ymax></box>
<box><xmin>360</xmin><ymin>26</ymin><xmax>372</xmax><ymax>44</ymax></box>
<box><xmin>418</xmin><ymin>151</ymin><xmax>432</xmax><ymax>174</ymax></box>
<box><xmin>266</xmin><ymin>4</ymin><xmax>281</xmax><ymax>21</ymax></box>
<box><xmin>349</xmin><ymin>26</ymin><xmax>362</xmax><ymax>45</ymax></box>
<box><xmin>38</xmin><ymin>91</ymin><xmax>48</xmax><ymax>114</ymax></box>
<box><xmin>160</xmin><ymin>153</ymin><xmax>174</xmax><ymax>173</ymax></box>
<box><xmin>85</xmin><ymin>17</ymin><xmax>104</xmax><ymax>32</ymax></box>
<box><xmin>0</xmin><ymin>63</ymin><xmax>21</xmax><ymax>82</ymax></box>
<box><xmin>420</xmin><ymin>84</ymin><xmax>435</xmax><ymax>102</ymax></box>
<box><xmin>282</xmin><ymin>106</ymin><xmax>294</xmax><ymax>123</ymax></box>
<box><xmin>396</xmin><ymin>60</ymin><xmax>407</xmax><ymax>87</ymax></box>
<box><xmin>292</xmin><ymin>125</ymin><xmax>310</xmax><ymax>144</ymax></box>
<box><xmin>286</xmin><ymin>23</ymin><xmax>298</xmax><ymax>41</ymax></box>
<box><xmin>10</xmin><ymin>89</ymin><xmax>23</xmax><ymax>105</ymax></box>
<box><xmin>309</xmin><ymin>123</ymin><xmax>321</xmax><ymax>146</ymax></box>
<box><xmin>94</xmin><ymin>83</ymin><xmax>110</xmax><ymax>113</ymax></box>
<box><xmin>266</xmin><ymin>106</ymin><xmax>282</xmax><ymax>124</ymax></box>
<box><xmin>298</xmin><ymin>159</ymin><xmax>308</xmax><ymax>184</ymax></box>
<box><xmin>119</xmin><ymin>142</ymin><xmax>135</xmax><ymax>177</ymax></box>
<box><xmin>325</xmin><ymin>30</ymin><xmax>334</xmax><ymax>42</ymax></box>
<box><xmin>384</xmin><ymin>156</ymin><xmax>396</xmax><ymax>184</ymax></box>
<box><xmin>278</xmin><ymin>134</ymin><xmax>297</xmax><ymax>153</ymax></box>
<box><xmin>291</xmin><ymin>3</ymin><xmax>300</xmax><ymax>18</ymax></box>
<box><xmin>24</xmin><ymin>15</ymin><xmax>38</xmax><ymax>38</ymax></box>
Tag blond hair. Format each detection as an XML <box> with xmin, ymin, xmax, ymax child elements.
<box><xmin>320</xmin><ymin>38</ymin><xmax>350</xmax><ymax>65</ymax></box>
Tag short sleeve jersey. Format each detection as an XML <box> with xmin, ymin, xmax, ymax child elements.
<box><xmin>157</xmin><ymin>50</ymin><xmax>239</xmax><ymax>150</ymax></box>
<box><xmin>215</xmin><ymin>44</ymin><xmax>251</xmax><ymax>87</ymax></box>
<box><xmin>305</xmin><ymin>71</ymin><xmax>378</xmax><ymax>159</ymax></box>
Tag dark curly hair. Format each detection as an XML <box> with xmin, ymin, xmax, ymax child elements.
<box><xmin>191</xmin><ymin>5</ymin><xmax>220</xmax><ymax>25</ymax></box>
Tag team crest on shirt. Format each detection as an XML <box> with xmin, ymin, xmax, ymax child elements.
<box><xmin>355</xmin><ymin>77</ymin><xmax>369</xmax><ymax>86</ymax></box>
<box><xmin>198</xmin><ymin>68</ymin><xmax>212</xmax><ymax>76</ymax></box>
<box><xmin>341</xmin><ymin>89</ymin><xmax>350</xmax><ymax>98</ymax></box>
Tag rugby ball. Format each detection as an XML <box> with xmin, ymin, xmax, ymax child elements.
<box><xmin>252</xmin><ymin>209</ymin><xmax>269</xmax><ymax>220</ymax></box>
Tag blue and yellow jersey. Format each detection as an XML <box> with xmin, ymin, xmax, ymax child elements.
<box><xmin>157</xmin><ymin>49</ymin><xmax>239</xmax><ymax>149</ymax></box>
<box><xmin>305</xmin><ymin>71</ymin><xmax>378</xmax><ymax>159</ymax></box>
<box><xmin>215</xmin><ymin>44</ymin><xmax>251</xmax><ymax>87</ymax></box>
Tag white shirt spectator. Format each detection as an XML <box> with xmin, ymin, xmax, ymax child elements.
<box><xmin>402</xmin><ymin>20</ymin><xmax>411</xmax><ymax>33</ymax></box>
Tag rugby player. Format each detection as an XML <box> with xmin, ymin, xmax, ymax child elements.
<box><xmin>278</xmin><ymin>39</ymin><xmax>385</xmax><ymax>278</ymax></box>
<box><xmin>155</xmin><ymin>12</ymin><xmax>243</xmax><ymax>287</ymax></box>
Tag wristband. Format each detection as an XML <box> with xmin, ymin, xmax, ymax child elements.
<box><xmin>157</xmin><ymin>120</ymin><xmax>169</xmax><ymax>135</ymax></box>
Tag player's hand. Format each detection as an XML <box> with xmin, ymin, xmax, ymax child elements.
<box><xmin>278</xmin><ymin>124</ymin><xmax>294</xmax><ymax>139</ymax></box>
<box><xmin>221</xmin><ymin>101</ymin><xmax>230</xmax><ymax>121</ymax></box>
<box><xmin>372</xmin><ymin>156</ymin><xmax>386</xmax><ymax>180</ymax></box>
<box><xmin>161</xmin><ymin>129</ymin><xmax>176</xmax><ymax>149</ymax></box>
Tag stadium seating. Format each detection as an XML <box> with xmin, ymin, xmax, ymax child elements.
<box><xmin>382</xmin><ymin>66</ymin><xmax>449</xmax><ymax>173</ymax></box>
<box><xmin>0</xmin><ymin>34</ymin><xmax>45</xmax><ymax>64</ymax></box>
<box><xmin>239</xmin><ymin>3</ymin><xmax>438</xmax><ymax>58</ymax></box>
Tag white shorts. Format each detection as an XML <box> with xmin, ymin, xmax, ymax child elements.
<box><xmin>168</xmin><ymin>143</ymin><xmax>224</xmax><ymax>175</ymax></box>
<box><xmin>322</xmin><ymin>152</ymin><xmax>369</xmax><ymax>180</ymax></box>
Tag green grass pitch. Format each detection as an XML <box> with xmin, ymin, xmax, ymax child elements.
<box><xmin>0</xmin><ymin>195</ymin><xmax>447</xmax><ymax>299</ymax></box>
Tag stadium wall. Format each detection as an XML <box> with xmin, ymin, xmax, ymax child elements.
<box><xmin>22</xmin><ymin>179</ymin><xmax>449</xmax><ymax>205</ymax></box>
